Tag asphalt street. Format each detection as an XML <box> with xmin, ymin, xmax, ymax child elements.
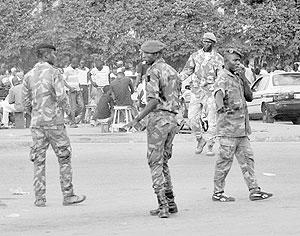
<box><xmin>0</xmin><ymin>120</ymin><xmax>299</xmax><ymax>236</ymax></box>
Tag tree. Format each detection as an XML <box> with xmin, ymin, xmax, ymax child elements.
<box><xmin>0</xmin><ymin>0</ymin><xmax>299</xmax><ymax>71</ymax></box>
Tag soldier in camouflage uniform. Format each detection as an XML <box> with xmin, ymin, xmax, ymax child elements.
<box><xmin>212</xmin><ymin>48</ymin><xmax>273</xmax><ymax>202</ymax></box>
<box><xmin>126</xmin><ymin>40</ymin><xmax>181</xmax><ymax>218</ymax></box>
<box><xmin>22</xmin><ymin>44</ymin><xmax>86</xmax><ymax>207</ymax></box>
<box><xmin>180</xmin><ymin>32</ymin><xmax>224</xmax><ymax>156</ymax></box>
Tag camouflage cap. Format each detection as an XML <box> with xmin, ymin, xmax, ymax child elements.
<box><xmin>203</xmin><ymin>32</ymin><xmax>217</xmax><ymax>43</ymax></box>
<box><xmin>141</xmin><ymin>40</ymin><xmax>166</xmax><ymax>53</ymax></box>
<box><xmin>35</xmin><ymin>43</ymin><xmax>56</xmax><ymax>51</ymax></box>
<box><xmin>225</xmin><ymin>48</ymin><xmax>243</xmax><ymax>58</ymax></box>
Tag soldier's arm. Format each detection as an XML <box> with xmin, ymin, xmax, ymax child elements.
<box><xmin>214</xmin><ymin>76</ymin><xmax>226</xmax><ymax>113</ymax></box>
<box><xmin>54</xmin><ymin>70</ymin><xmax>71</xmax><ymax>116</ymax></box>
<box><xmin>242</xmin><ymin>77</ymin><xmax>253</xmax><ymax>102</ymax></box>
<box><xmin>22</xmin><ymin>77</ymin><xmax>32</xmax><ymax>115</ymax></box>
<box><xmin>215</xmin><ymin>90</ymin><xmax>224</xmax><ymax>112</ymax></box>
<box><xmin>180</xmin><ymin>54</ymin><xmax>195</xmax><ymax>81</ymax></box>
<box><xmin>236</xmin><ymin>68</ymin><xmax>253</xmax><ymax>102</ymax></box>
<box><xmin>132</xmin><ymin>69</ymin><xmax>161</xmax><ymax>123</ymax></box>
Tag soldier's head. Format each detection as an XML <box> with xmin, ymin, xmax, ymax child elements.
<box><xmin>70</xmin><ymin>56</ymin><xmax>80</xmax><ymax>69</ymax></box>
<box><xmin>202</xmin><ymin>32</ymin><xmax>216</xmax><ymax>52</ymax></box>
<box><xmin>12</xmin><ymin>76</ymin><xmax>21</xmax><ymax>86</ymax></box>
<box><xmin>141</xmin><ymin>40</ymin><xmax>166</xmax><ymax>65</ymax></box>
<box><xmin>36</xmin><ymin>43</ymin><xmax>57</xmax><ymax>65</ymax></box>
<box><xmin>223</xmin><ymin>48</ymin><xmax>243</xmax><ymax>74</ymax></box>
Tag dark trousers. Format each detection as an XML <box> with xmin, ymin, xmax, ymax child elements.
<box><xmin>80</xmin><ymin>85</ymin><xmax>89</xmax><ymax>122</ymax></box>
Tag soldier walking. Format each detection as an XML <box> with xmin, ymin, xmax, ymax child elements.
<box><xmin>212</xmin><ymin>48</ymin><xmax>273</xmax><ymax>202</ymax></box>
<box><xmin>125</xmin><ymin>40</ymin><xmax>180</xmax><ymax>218</ymax></box>
<box><xmin>180</xmin><ymin>32</ymin><xmax>223</xmax><ymax>156</ymax></box>
<box><xmin>22</xmin><ymin>44</ymin><xmax>86</xmax><ymax>207</ymax></box>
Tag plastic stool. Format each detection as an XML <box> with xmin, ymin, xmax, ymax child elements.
<box><xmin>111</xmin><ymin>106</ymin><xmax>134</xmax><ymax>132</ymax></box>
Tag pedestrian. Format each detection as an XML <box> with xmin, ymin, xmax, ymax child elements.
<box><xmin>1</xmin><ymin>76</ymin><xmax>24</xmax><ymax>128</ymax></box>
<box><xmin>88</xmin><ymin>60</ymin><xmax>110</xmax><ymax>103</ymax></box>
<box><xmin>64</xmin><ymin>56</ymin><xmax>84</xmax><ymax>128</ymax></box>
<box><xmin>110</xmin><ymin>68</ymin><xmax>135</xmax><ymax>106</ymax></box>
<box><xmin>180</xmin><ymin>32</ymin><xmax>224</xmax><ymax>156</ymax></box>
<box><xmin>125</xmin><ymin>40</ymin><xmax>180</xmax><ymax>218</ymax></box>
<box><xmin>22</xmin><ymin>43</ymin><xmax>86</xmax><ymax>207</ymax></box>
<box><xmin>244</xmin><ymin>59</ymin><xmax>256</xmax><ymax>84</ymax></box>
<box><xmin>292</xmin><ymin>63</ymin><xmax>299</xmax><ymax>72</ymax></box>
<box><xmin>78</xmin><ymin>58</ymin><xmax>90</xmax><ymax>123</ymax></box>
<box><xmin>91</xmin><ymin>85</ymin><xmax>114</xmax><ymax>127</ymax></box>
<box><xmin>134</xmin><ymin>59</ymin><xmax>149</xmax><ymax>111</ymax></box>
<box><xmin>212</xmin><ymin>48</ymin><xmax>273</xmax><ymax>202</ymax></box>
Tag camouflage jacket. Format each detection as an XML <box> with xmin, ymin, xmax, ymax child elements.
<box><xmin>214</xmin><ymin>68</ymin><xmax>251</xmax><ymax>137</ymax></box>
<box><xmin>22</xmin><ymin>62</ymin><xmax>71</xmax><ymax>127</ymax></box>
<box><xmin>146</xmin><ymin>58</ymin><xmax>181</xmax><ymax>114</ymax></box>
<box><xmin>180</xmin><ymin>49</ymin><xmax>224</xmax><ymax>94</ymax></box>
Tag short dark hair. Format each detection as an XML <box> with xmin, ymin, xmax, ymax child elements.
<box><xmin>36</xmin><ymin>48</ymin><xmax>54</xmax><ymax>59</ymax></box>
<box><xmin>36</xmin><ymin>44</ymin><xmax>56</xmax><ymax>59</ymax></box>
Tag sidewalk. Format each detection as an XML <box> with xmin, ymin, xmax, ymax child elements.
<box><xmin>0</xmin><ymin>120</ymin><xmax>299</xmax><ymax>150</ymax></box>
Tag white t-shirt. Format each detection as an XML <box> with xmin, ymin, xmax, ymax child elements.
<box><xmin>90</xmin><ymin>66</ymin><xmax>110</xmax><ymax>87</ymax></box>
<box><xmin>64</xmin><ymin>66</ymin><xmax>80</xmax><ymax>91</ymax></box>
<box><xmin>78</xmin><ymin>67</ymin><xmax>89</xmax><ymax>85</ymax></box>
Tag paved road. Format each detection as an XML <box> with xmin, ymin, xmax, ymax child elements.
<box><xmin>0</xmin><ymin>121</ymin><xmax>299</xmax><ymax>235</ymax></box>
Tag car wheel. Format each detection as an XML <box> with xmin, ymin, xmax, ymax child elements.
<box><xmin>292</xmin><ymin>118</ymin><xmax>300</xmax><ymax>125</ymax></box>
<box><xmin>262</xmin><ymin>105</ymin><xmax>274</xmax><ymax>123</ymax></box>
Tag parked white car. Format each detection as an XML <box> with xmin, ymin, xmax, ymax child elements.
<box><xmin>247</xmin><ymin>72</ymin><xmax>300</xmax><ymax>124</ymax></box>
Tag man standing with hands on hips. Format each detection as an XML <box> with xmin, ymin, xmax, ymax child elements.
<box><xmin>212</xmin><ymin>48</ymin><xmax>273</xmax><ymax>202</ymax></box>
<box><xmin>125</xmin><ymin>40</ymin><xmax>181</xmax><ymax>218</ymax></box>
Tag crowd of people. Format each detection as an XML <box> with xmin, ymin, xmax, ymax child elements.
<box><xmin>0</xmin><ymin>31</ymin><xmax>287</xmax><ymax>216</ymax></box>
<box><xmin>0</xmin><ymin>56</ymin><xmax>146</xmax><ymax>129</ymax></box>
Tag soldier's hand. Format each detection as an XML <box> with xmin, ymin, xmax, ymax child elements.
<box><xmin>234</xmin><ymin>64</ymin><xmax>246</xmax><ymax>77</ymax></box>
<box><xmin>123</xmin><ymin>120</ymin><xmax>138</xmax><ymax>130</ymax></box>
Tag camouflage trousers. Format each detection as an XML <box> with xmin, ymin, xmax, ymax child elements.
<box><xmin>146</xmin><ymin>112</ymin><xmax>177</xmax><ymax>195</ymax></box>
<box><xmin>30</xmin><ymin>125</ymin><xmax>74</xmax><ymax>200</ymax></box>
<box><xmin>188</xmin><ymin>91</ymin><xmax>216</xmax><ymax>144</ymax></box>
<box><xmin>214</xmin><ymin>136</ymin><xmax>259</xmax><ymax>193</ymax></box>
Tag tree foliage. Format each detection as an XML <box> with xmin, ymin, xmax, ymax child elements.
<box><xmin>0</xmin><ymin>0</ymin><xmax>299</xmax><ymax>71</ymax></box>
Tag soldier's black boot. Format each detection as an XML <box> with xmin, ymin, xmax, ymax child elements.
<box><xmin>165</xmin><ymin>190</ymin><xmax>178</xmax><ymax>214</ymax></box>
<box><xmin>149</xmin><ymin>195</ymin><xmax>161</xmax><ymax>216</ymax></box>
<box><xmin>157</xmin><ymin>192</ymin><xmax>170</xmax><ymax>218</ymax></box>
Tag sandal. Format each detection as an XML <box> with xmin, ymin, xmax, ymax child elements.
<box><xmin>249</xmin><ymin>191</ymin><xmax>273</xmax><ymax>201</ymax></box>
<box><xmin>212</xmin><ymin>193</ymin><xmax>235</xmax><ymax>202</ymax></box>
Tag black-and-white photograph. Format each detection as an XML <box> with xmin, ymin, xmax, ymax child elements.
<box><xmin>0</xmin><ymin>0</ymin><xmax>299</xmax><ymax>235</ymax></box>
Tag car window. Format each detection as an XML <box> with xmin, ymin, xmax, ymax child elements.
<box><xmin>273</xmin><ymin>73</ymin><xmax>300</xmax><ymax>86</ymax></box>
<box><xmin>252</xmin><ymin>76</ymin><xmax>269</xmax><ymax>92</ymax></box>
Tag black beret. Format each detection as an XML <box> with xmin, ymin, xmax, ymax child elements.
<box><xmin>36</xmin><ymin>43</ymin><xmax>56</xmax><ymax>51</ymax></box>
<box><xmin>141</xmin><ymin>40</ymin><xmax>166</xmax><ymax>53</ymax></box>
<box><xmin>225</xmin><ymin>48</ymin><xmax>243</xmax><ymax>58</ymax></box>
